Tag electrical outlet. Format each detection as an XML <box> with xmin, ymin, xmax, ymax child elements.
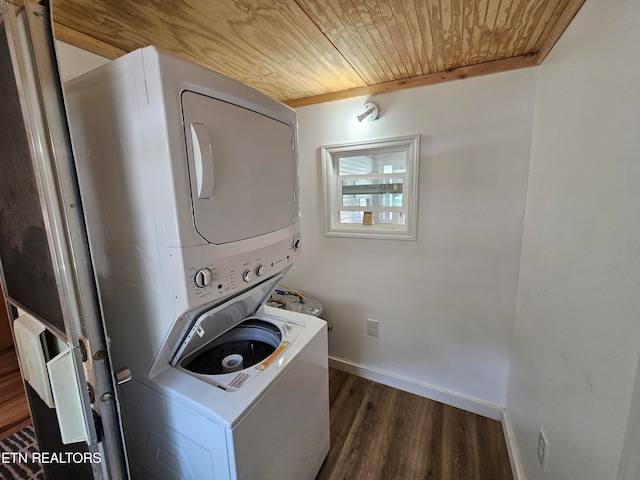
<box><xmin>367</xmin><ymin>319</ymin><xmax>379</xmax><ymax>337</ymax></box>
<box><xmin>537</xmin><ymin>428</ymin><xmax>549</xmax><ymax>470</ymax></box>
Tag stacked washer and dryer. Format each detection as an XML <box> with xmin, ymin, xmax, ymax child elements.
<box><xmin>65</xmin><ymin>46</ymin><xmax>329</xmax><ymax>480</ymax></box>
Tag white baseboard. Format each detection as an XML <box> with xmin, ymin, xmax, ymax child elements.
<box><xmin>329</xmin><ymin>356</ymin><xmax>504</xmax><ymax>421</ymax></box>
<box><xmin>501</xmin><ymin>410</ymin><xmax>525</xmax><ymax>480</ymax></box>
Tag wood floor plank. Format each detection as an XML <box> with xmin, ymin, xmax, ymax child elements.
<box><xmin>334</xmin><ymin>381</ymin><xmax>398</xmax><ymax>480</ymax></box>
<box><xmin>0</xmin><ymin>347</ymin><xmax>31</xmax><ymax>441</ymax></box>
<box><xmin>476</xmin><ymin>414</ymin><xmax>514</xmax><ymax>479</ymax></box>
<box><xmin>317</xmin><ymin>368</ymin><xmax>513</xmax><ymax>480</ymax></box>
<box><xmin>0</xmin><ymin>373</ymin><xmax>25</xmax><ymax>404</ymax></box>
<box><xmin>0</xmin><ymin>418</ymin><xmax>32</xmax><ymax>441</ymax></box>
<box><xmin>319</xmin><ymin>372</ymin><xmax>371</xmax><ymax>476</ymax></box>
<box><xmin>441</xmin><ymin>407</ymin><xmax>481</xmax><ymax>479</ymax></box>
<box><xmin>383</xmin><ymin>388</ymin><xmax>444</xmax><ymax>479</ymax></box>
<box><xmin>0</xmin><ymin>394</ymin><xmax>31</xmax><ymax>439</ymax></box>
<box><xmin>0</xmin><ymin>347</ymin><xmax>20</xmax><ymax>377</ymax></box>
<box><xmin>327</xmin><ymin>367</ymin><xmax>351</xmax><ymax>407</ymax></box>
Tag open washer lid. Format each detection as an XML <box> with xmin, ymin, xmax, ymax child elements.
<box><xmin>170</xmin><ymin>273</ymin><xmax>284</xmax><ymax>367</ymax></box>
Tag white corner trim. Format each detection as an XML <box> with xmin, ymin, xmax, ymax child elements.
<box><xmin>501</xmin><ymin>409</ymin><xmax>526</xmax><ymax>480</ymax></box>
<box><xmin>329</xmin><ymin>356</ymin><xmax>504</xmax><ymax>420</ymax></box>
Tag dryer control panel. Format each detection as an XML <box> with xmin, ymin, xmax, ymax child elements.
<box><xmin>179</xmin><ymin>233</ymin><xmax>301</xmax><ymax>308</ymax></box>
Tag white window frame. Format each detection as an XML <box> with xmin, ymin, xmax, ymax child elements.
<box><xmin>321</xmin><ymin>134</ymin><xmax>420</xmax><ymax>240</ymax></box>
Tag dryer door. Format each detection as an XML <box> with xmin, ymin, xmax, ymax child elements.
<box><xmin>182</xmin><ymin>91</ymin><xmax>297</xmax><ymax>244</ymax></box>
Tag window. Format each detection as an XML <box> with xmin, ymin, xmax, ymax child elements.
<box><xmin>321</xmin><ymin>135</ymin><xmax>420</xmax><ymax>240</ymax></box>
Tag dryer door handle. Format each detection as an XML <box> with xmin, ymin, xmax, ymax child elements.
<box><xmin>190</xmin><ymin>122</ymin><xmax>214</xmax><ymax>199</ymax></box>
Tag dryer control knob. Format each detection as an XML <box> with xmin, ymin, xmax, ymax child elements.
<box><xmin>255</xmin><ymin>265</ymin><xmax>265</xmax><ymax>276</ymax></box>
<box><xmin>242</xmin><ymin>269</ymin><xmax>254</xmax><ymax>282</ymax></box>
<box><xmin>292</xmin><ymin>236</ymin><xmax>301</xmax><ymax>250</ymax></box>
<box><xmin>194</xmin><ymin>268</ymin><xmax>212</xmax><ymax>288</ymax></box>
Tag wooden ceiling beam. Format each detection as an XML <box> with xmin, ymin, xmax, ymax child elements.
<box><xmin>53</xmin><ymin>22</ymin><xmax>127</xmax><ymax>60</ymax></box>
<box><xmin>284</xmin><ymin>53</ymin><xmax>539</xmax><ymax>108</ymax></box>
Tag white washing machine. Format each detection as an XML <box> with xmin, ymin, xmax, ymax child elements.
<box><xmin>65</xmin><ymin>46</ymin><xmax>329</xmax><ymax>479</ymax></box>
<box><xmin>124</xmin><ymin>279</ymin><xmax>329</xmax><ymax>480</ymax></box>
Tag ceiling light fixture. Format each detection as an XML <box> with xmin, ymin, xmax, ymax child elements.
<box><xmin>356</xmin><ymin>102</ymin><xmax>380</xmax><ymax>122</ymax></box>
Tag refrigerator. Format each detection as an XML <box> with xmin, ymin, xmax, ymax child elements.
<box><xmin>1</xmin><ymin>1</ymin><xmax>129</xmax><ymax>478</ymax></box>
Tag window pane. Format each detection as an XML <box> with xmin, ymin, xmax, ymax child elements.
<box><xmin>338</xmin><ymin>151</ymin><xmax>407</xmax><ymax>175</ymax></box>
<box><xmin>375</xmin><ymin>212</ymin><xmax>406</xmax><ymax>225</ymax></box>
<box><xmin>341</xmin><ymin>179</ymin><xmax>403</xmax><ymax>208</ymax></box>
<box><xmin>339</xmin><ymin>211</ymin><xmax>362</xmax><ymax>224</ymax></box>
<box><xmin>338</xmin><ymin>211</ymin><xmax>406</xmax><ymax>225</ymax></box>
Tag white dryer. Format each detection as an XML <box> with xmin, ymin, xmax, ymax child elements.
<box><xmin>65</xmin><ymin>46</ymin><xmax>328</xmax><ymax>480</ymax></box>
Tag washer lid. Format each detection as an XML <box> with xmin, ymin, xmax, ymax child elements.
<box><xmin>171</xmin><ymin>273</ymin><xmax>284</xmax><ymax>366</ymax></box>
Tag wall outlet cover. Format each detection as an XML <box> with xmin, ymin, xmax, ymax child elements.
<box><xmin>367</xmin><ymin>319</ymin><xmax>379</xmax><ymax>337</ymax></box>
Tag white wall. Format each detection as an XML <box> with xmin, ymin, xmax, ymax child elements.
<box><xmin>506</xmin><ymin>0</ymin><xmax>640</xmax><ymax>478</ymax></box>
<box><xmin>55</xmin><ymin>41</ymin><xmax>109</xmax><ymax>82</ymax></box>
<box><xmin>285</xmin><ymin>69</ymin><xmax>536</xmax><ymax>413</ymax></box>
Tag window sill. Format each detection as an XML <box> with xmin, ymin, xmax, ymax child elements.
<box><xmin>325</xmin><ymin>226</ymin><xmax>416</xmax><ymax>241</ymax></box>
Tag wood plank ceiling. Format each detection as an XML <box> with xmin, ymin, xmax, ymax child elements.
<box><xmin>50</xmin><ymin>0</ymin><xmax>586</xmax><ymax>106</ymax></box>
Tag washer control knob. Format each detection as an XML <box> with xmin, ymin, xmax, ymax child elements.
<box><xmin>242</xmin><ymin>269</ymin><xmax>254</xmax><ymax>282</ymax></box>
<box><xmin>292</xmin><ymin>236</ymin><xmax>301</xmax><ymax>250</ymax></box>
<box><xmin>255</xmin><ymin>265</ymin><xmax>265</xmax><ymax>276</ymax></box>
<box><xmin>194</xmin><ymin>268</ymin><xmax>212</xmax><ymax>288</ymax></box>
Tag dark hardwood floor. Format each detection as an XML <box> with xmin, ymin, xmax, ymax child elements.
<box><xmin>0</xmin><ymin>347</ymin><xmax>31</xmax><ymax>440</ymax></box>
<box><xmin>317</xmin><ymin>368</ymin><xmax>513</xmax><ymax>480</ymax></box>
